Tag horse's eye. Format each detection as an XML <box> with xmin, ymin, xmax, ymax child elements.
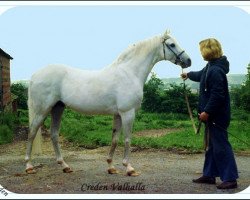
<box><xmin>170</xmin><ymin>43</ymin><xmax>175</xmax><ymax>48</ymax></box>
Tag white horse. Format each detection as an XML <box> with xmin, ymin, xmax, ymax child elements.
<box><xmin>25</xmin><ymin>30</ymin><xmax>191</xmax><ymax>176</ymax></box>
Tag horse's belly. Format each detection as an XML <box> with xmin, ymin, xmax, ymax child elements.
<box><xmin>71</xmin><ymin>104</ymin><xmax>118</xmax><ymax>115</ymax></box>
<box><xmin>62</xmin><ymin>94</ymin><xmax>118</xmax><ymax>115</ymax></box>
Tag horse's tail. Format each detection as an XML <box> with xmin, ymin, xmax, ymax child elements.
<box><xmin>28</xmin><ymin>82</ymin><xmax>42</xmax><ymax>155</ymax></box>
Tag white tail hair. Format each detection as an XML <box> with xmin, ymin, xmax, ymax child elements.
<box><xmin>28</xmin><ymin>85</ymin><xmax>42</xmax><ymax>155</ymax></box>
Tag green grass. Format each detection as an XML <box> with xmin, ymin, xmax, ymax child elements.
<box><xmin>132</xmin><ymin>129</ymin><xmax>203</xmax><ymax>151</ymax></box>
<box><xmin>6</xmin><ymin>108</ymin><xmax>250</xmax><ymax>152</ymax></box>
<box><xmin>59</xmin><ymin>110</ymin><xmax>196</xmax><ymax>149</ymax></box>
<box><xmin>228</xmin><ymin>120</ymin><xmax>250</xmax><ymax>151</ymax></box>
<box><xmin>43</xmin><ymin>109</ymin><xmax>249</xmax><ymax>152</ymax></box>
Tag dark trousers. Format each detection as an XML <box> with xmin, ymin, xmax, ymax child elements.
<box><xmin>203</xmin><ymin>123</ymin><xmax>239</xmax><ymax>182</ymax></box>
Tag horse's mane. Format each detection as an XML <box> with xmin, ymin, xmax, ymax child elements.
<box><xmin>109</xmin><ymin>34</ymin><xmax>162</xmax><ymax>67</ymax></box>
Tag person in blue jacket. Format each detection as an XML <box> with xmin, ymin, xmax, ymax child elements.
<box><xmin>181</xmin><ymin>38</ymin><xmax>238</xmax><ymax>189</ymax></box>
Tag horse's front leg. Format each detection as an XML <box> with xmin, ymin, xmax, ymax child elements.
<box><xmin>120</xmin><ymin>109</ymin><xmax>139</xmax><ymax>176</ymax></box>
<box><xmin>107</xmin><ymin>114</ymin><xmax>122</xmax><ymax>174</ymax></box>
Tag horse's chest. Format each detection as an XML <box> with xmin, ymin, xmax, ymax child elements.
<box><xmin>116</xmin><ymin>86</ymin><xmax>143</xmax><ymax>111</ymax></box>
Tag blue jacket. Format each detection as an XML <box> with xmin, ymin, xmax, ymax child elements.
<box><xmin>187</xmin><ymin>56</ymin><xmax>231</xmax><ymax>128</ymax></box>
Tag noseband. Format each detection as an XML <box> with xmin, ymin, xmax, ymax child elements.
<box><xmin>162</xmin><ymin>38</ymin><xmax>185</xmax><ymax>64</ymax></box>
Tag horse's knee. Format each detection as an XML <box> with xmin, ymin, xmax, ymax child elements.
<box><xmin>28</xmin><ymin>123</ymin><xmax>41</xmax><ymax>141</ymax></box>
<box><xmin>124</xmin><ymin>138</ymin><xmax>130</xmax><ymax>145</ymax></box>
<box><xmin>111</xmin><ymin>133</ymin><xmax>119</xmax><ymax>146</ymax></box>
<box><xmin>111</xmin><ymin>138</ymin><xmax>118</xmax><ymax>146</ymax></box>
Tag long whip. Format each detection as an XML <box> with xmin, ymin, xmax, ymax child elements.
<box><xmin>181</xmin><ymin>68</ymin><xmax>198</xmax><ymax>134</ymax></box>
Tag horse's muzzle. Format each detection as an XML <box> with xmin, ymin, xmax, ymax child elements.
<box><xmin>186</xmin><ymin>58</ymin><xmax>192</xmax><ymax>67</ymax></box>
<box><xmin>181</xmin><ymin>58</ymin><xmax>191</xmax><ymax>68</ymax></box>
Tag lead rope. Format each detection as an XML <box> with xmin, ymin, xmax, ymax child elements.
<box><xmin>181</xmin><ymin>68</ymin><xmax>198</xmax><ymax>134</ymax></box>
<box><xmin>212</xmin><ymin>122</ymin><xmax>250</xmax><ymax>147</ymax></box>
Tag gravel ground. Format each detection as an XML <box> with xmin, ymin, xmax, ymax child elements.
<box><xmin>0</xmin><ymin>136</ymin><xmax>249</xmax><ymax>196</ymax></box>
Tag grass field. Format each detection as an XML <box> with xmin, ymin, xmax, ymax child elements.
<box><xmin>2</xmin><ymin>108</ymin><xmax>249</xmax><ymax>152</ymax></box>
<box><xmin>37</xmin><ymin>109</ymin><xmax>250</xmax><ymax>153</ymax></box>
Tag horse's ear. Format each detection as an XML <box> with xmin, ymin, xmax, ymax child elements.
<box><xmin>164</xmin><ymin>29</ymin><xmax>171</xmax><ymax>35</ymax></box>
<box><xmin>162</xmin><ymin>29</ymin><xmax>171</xmax><ymax>40</ymax></box>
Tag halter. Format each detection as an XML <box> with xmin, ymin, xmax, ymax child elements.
<box><xmin>162</xmin><ymin>38</ymin><xmax>185</xmax><ymax>64</ymax></box>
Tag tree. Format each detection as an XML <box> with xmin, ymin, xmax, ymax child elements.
<box><xmin>231</xmin><ymin>63</ymin><xmax>250</xmax><ymax>112</ymax></box>
<box><xmin>10</xmin><ymin>83</ymin><xmax>28</xmax><ymax>110</ymax></box>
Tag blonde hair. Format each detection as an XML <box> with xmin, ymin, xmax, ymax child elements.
<box><xmin>199</xmin><ymin>38</ymin><xmax>223</xmax><ymax>61</ymax></box>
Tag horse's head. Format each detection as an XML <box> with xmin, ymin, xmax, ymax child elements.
<box><xmin>162</xmin><ymin>30</ymin><xmax>191</xmax><ymax>68</ymax></box>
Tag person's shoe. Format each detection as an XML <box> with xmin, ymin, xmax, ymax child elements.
<box><xmin>216</xmin><ymin>181</ymin><xmax>237</xmax><ymax>189</ymax></box>
<box><xmin>192</xmin><ymin>176</ymin><xmax>216</xmax><ymax>184</ymax></box>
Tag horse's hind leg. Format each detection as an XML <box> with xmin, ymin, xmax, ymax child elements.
<box><xmin>51</xmin><ymin>101</ymin><xmax>72</xmax><ymax>173</ymax></box>
<box><xmin>107</xmin><ymin>114</ymin><xmax>122</xmax><ymax>174</ymax></box>
<box><xmin>25</xmin><ymin>114</ymin><xmax>46</xmax><ymax>174</ymax></box>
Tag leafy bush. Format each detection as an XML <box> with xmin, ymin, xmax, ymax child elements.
<box><xmin>0</xmin><ymin>112</ymin><xmax>18</xmax><ymax>144</ymax></box>
<box><xmin>231</xmin><ymin>109</ymin><xmax>249</xmax><ymax>121</ymax></box>
<box><xmin>17</xmin><ymin>109</ymin><xmax>29</xmax><ymax>125</ymax></box>
<box><xmin>159</xmin><ymin>83</ymin><xmax>198</xmax><ymax>114</ymax></box>
<box><xmin>142</xmin><ymin>72</ymin><xmax>164</xmax><ymax>112</ymax></box>
<box><xmin>0</xmin><ymin>125</ymin><xmax>13</xmax><ymax>145</ymax></box>
<box><xmin>142</xmin><ymin>73</ymin><xmax>198</xmax><ymax>114</ymax></box>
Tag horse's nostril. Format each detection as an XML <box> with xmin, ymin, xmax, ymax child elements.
<box><xmin>187</xmin><ymin>58</ymin><xmax>191</xmax><ymax>66</ymax></box>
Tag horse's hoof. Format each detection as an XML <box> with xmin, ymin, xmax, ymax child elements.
<box><xmin>108</xmin><ymin>168</ymin><xmax>119</xmax><ymax>174</ymax></box>
<box><xmin>63</xmin><ymin>167</ymin><xmax>73</xmax><ymax>173</ymax></box>
<box><xmin>127</xmin><ymin>170</ymin><xmax>140</xmax><ymax>177</ymax></box>
<box><xmin>25</xmin><ymin>168</ymin><xmax>36</xmax><ymax>174</ymax></box>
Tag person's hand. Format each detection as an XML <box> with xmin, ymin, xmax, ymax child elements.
<box><xmin>199</xmin><ymin>112</ymin><xmax>209</xmax><ymax>122</ymax></box>
<box><xmin>181</xmin><ymin>73</ymin><xmax>188</xmax><ymax>80</ymax></box>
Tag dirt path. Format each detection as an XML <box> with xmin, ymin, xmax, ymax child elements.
<box><xmin>0</xmin><ymin>136</ymin><xmax>249</xmax><ymax>195</ymax></box>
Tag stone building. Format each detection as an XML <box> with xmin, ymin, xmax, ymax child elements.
<box><xmin>0</xmin><ymin>48</ymin><xmax>13</xmax><ymax>110</ymax></box>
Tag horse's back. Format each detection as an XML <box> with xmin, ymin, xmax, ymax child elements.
<box><xmin>30</xmin><ymin>64</ymin><xmax>68</xmax><ymax>83</ymax></box>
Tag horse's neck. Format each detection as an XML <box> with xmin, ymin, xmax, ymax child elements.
<box><xmin>117</xmin><ymin>36</ymin><xmax>163</xmax><ymax>86</ymax></box>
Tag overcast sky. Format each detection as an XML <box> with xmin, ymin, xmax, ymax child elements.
<box><xmin>0</xmin><ymin>4</ymin><xmax>250</xmax><ymax>81</ymax></box>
